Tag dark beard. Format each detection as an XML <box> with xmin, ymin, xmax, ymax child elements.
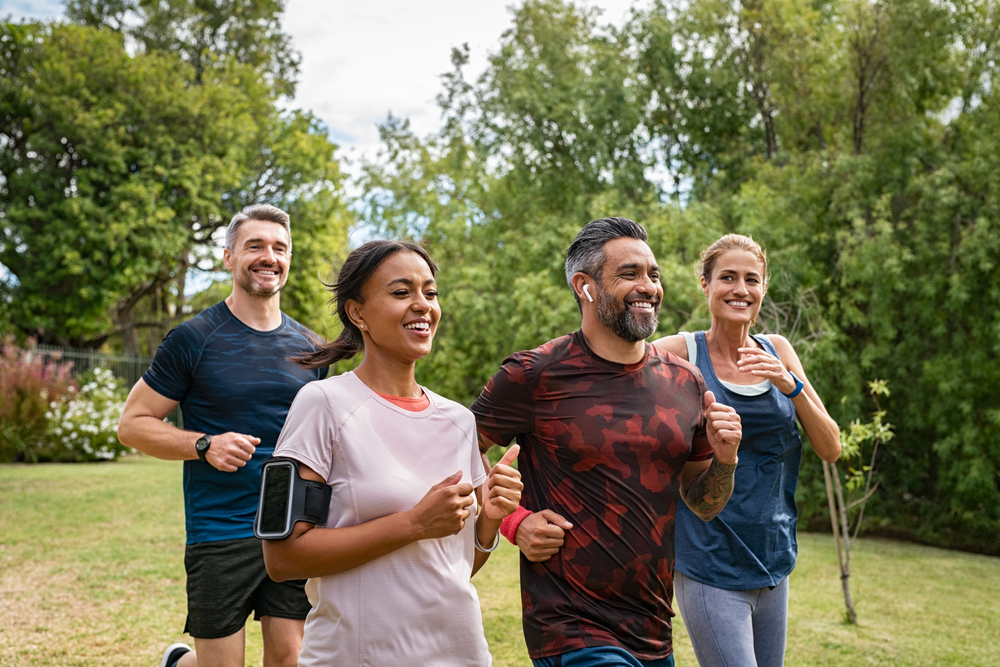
<box><xmin>595</xmin><ymin>285</ymin><xmax>660</xmax><ymax>343</ymax></box>
<box><xmin>236</xmin><ymin>265</ymin><xmax>285</xmax><ymax>299</ymax></box>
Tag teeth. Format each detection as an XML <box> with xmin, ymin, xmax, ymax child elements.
<box><xmin>728</xmin><ymin>301</ymin><xmax>749</xmax><ymax>307</ymax></box>
<box><xmin>404</xmin><ymin>322</ymin><xmax>429</xmax><ymax>330</ymax></box>
<box><xmin>630</xmin><ymin>302</ymin><xmax>653</xmax><ymax>309</ymax></box>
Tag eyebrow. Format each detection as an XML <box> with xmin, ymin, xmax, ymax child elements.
<box><xmin>386</xmin><ymin>278</ymin><xmax>436</xmax><ymax>287</ymax></box>
<box><xmin>242</xmin><ymin>237</ymin><xmax>288</xmax><ymax>247</ymax></box>
<box><xmin>615</xmin><ymin>262</ymin><xmax>660</xmax><ymax>273</ymax></box>
<box><xmin>719</xmin><ymin>268</ymin><xmax>761</xmax><ymax>277</ymax></box>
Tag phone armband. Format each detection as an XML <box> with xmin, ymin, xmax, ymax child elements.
<box><xmin>254</xmin><ymin>457</ymin><xmax>331</xmax><ymax>540</ymax></box>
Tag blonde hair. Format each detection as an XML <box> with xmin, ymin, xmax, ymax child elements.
<box><xmin>700</xmin><ymin>234</ymin><xmax>769</xmax><ymax>326</ymax></box>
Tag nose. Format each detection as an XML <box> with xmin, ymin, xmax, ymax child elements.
<box><xmin>636</xmin><ymin>271</ymin><xmax>657</xmax><ymax>295</ymax></box>
<box><xmin>259</xmin><ymin>245</ymin><xmax>276</xmax><ymax>263</ymax></box>
<box><xmin>412</xmin><ymin>291</ymin><xmax>432</xmax><ymax>312</ymax></box>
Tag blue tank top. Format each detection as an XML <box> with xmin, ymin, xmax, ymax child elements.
<box><xmin>673</xmin><ymin>331</ymin><xmax>802</xmax><ymax>590</ymax></box>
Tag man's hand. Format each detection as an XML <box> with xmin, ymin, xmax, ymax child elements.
<box><xmin>703</xmin><ymin>390</ymin><xmax>741</xmax><ymax>465</ymax></box>
<box><xmin>205</xmin><ymin>432</ymin><xmax>259</xmax><ymax>472</ymax></box>
<box><xmin>515</xmin><ymin>510</ymin><xmax>573</xmax><ymax>562</ymax></box>
<box><xmin>483</xmin><ymin>445</ymin><xmax>523</xmax><ymax>520</ymax></box>
<box><xmin>409</xmin><ymin>471</ymin><xmax>476</xmax><ymax>540</ymax></box>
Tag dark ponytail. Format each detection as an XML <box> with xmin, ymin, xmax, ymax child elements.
<box><xmin>293</xmin><ymin>240</ymin><xmax>439</xmax><ymax>369</ymax></box>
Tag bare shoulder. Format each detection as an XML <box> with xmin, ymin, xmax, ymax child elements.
<box><xmin>765</xmin><ymin>334</ymin><xmax>796</xmax><ymax>357</ymax></box>
<box><xmin>765</xmin><ymin>334</ymin><xmax>806</xmax><ymax>373</ymax></box>
<box><xmin>652</xmin><ymin>334</ymin><xmax>688</xmax><ymax>360</ymax></box>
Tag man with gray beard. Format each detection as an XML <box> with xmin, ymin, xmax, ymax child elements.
<box><xmin>471</xmin><ymin>217</ymin><xmax>743</xmax><ymax>666</ymax></box>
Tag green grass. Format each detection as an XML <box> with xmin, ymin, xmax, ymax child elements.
<box><xmin>1</xmin><ymin>456</ymin><xmax>998</xmax><ymax>666</ymax></box>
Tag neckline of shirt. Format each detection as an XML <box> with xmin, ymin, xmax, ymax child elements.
<box><xmin>219</xmin><ymin>300</ymin><xmax>288</xmax><ymax>336</ymax></box>
<box><xmin>346</xmin><ymin>371</ymin><xmax>437</xmax><ymax>417</ymax></box>
<box><xmin>573</xmin><ymin>330</ymin><xmax>650</xmax><ymax>372</ymax></box>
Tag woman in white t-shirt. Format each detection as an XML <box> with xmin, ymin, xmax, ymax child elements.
<box><xmin>263</xmin><ymin>241</ymin><xmax>522</xmax><ymax>667</ymax></box>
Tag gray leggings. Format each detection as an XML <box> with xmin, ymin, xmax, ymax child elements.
<box><xmin>673</xmin><ymin>570</ymin><xmax>788</xmax><ymax>667</ymax></box>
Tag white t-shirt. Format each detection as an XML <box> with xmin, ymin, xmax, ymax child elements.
<box><xmin>274</xmin><ymin>371</ymin><xmax>492</xmax><ymax>667</ymax></box>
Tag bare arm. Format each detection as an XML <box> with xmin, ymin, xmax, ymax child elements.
<box><xmin>680</xmin><ymin>457</ymin><xmax>739</xmax><ymax>521</ymax></box>
<box><xmin>263</xmin><ymin>464</ymin><xmax>475</xmax><ymax>582</ymax></box>
<box><xmin>117</xmin><ymin>378</ymin><xmax>258</xmax><ymax>472</ymax></box>
<box><xmin>652</xmin><ymin>334</ymin><xmax>689</xmax><ymax>360</ymax></box>
<box><xmin>740</xmin><ymin>335</ymin><xmax>841</xmax><ymax>463</ymax></box>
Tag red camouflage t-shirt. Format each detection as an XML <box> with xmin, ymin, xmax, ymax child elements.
<box><xmin>471</xmin><ymin>331</ymin><xmax>713</xmax><ymax>661</ymax></box>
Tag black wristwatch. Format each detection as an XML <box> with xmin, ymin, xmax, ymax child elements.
<box><xmin>195</xmin><ymin>434</ymin><xmax>213</xmax><ymax>464</ymax></box>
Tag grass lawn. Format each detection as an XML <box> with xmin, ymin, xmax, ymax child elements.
<box><xmin>1</xmin><ymin>456</ymin><xmax>998</xmax><ymax>666</ymax></box>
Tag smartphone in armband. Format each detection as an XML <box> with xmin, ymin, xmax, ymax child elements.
<box><xmin>254</xmin><ymin>457</ymin><xmax>331</xmax><ymax>540</ymax></box>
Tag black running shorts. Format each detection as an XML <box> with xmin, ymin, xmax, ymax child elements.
<box><xmin>183</xmin><ymin>536</ymin><xmax>311</xmax><ymax>639</ymax></box>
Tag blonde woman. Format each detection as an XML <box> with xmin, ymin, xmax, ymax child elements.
<box><xmin>654</xmin><ymin>234</ymin><xmax>841</xmax><ymax>667</ymax></box>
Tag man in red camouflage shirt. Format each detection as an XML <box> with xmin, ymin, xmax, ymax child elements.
<box><xmin>471</xmin><ymin>217</ymin><xmax>743</xmax><ymax>667</ymax></box>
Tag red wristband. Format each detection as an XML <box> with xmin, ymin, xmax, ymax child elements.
<box><xmin>500</xmin><ymin>505</ymin><xmax>532</xmax><ymax>544</ymax></box>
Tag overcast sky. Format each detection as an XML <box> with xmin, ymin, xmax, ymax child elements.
<box><xmin>2</xmin><ymin>0</ymin><xmax>641</xmax><ymax>166</ymax></box>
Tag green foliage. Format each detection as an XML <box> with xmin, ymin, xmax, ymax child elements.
<box><xmin>39</xmin><ymin>367</ymin><xmax>131</xmax><ymax>462</ymax></box>
<box><xmin>361</xmin><ymin>0</ymin><xmax>1000</xmax><ymax>550</ymax></box>
<box><xmin>67</xmin><ymin>0</ymin><xmax>300</xmax><ymax>95</ymax></box>
<box><xmin>0</xmin><ymin>13</ymin><xmax>351</xmax><ymax>353</ymax></box>
<box><xmin>0</xmin><ymin>339</ymin><xmax>130</xmax><ymax>462</ymax></box>
<box><xmin>0</xmin><ymin>338</ymin><xmax>78</xmax><ymax>462</ymax></box>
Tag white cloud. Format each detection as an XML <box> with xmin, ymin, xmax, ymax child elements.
<box><xmin>4</xmin><ymin>0</ymin><xmax>641</xmax><ymax>164</ymax></box>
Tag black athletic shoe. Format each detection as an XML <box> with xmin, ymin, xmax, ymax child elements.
<box><xmin>160</xmin><ymin>642</ymin><xmax>191</xmax><ymax>667</ymax></box>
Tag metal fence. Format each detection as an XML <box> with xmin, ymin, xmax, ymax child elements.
<box><xmin>33</xmin><ymin>344</ymin><xmax>153</xmax><ymax>388</ymax></box>
<box><xmin>33</xmin><ymin>344</ymin><xmax>182</xmax><ymax>427</ymax></box>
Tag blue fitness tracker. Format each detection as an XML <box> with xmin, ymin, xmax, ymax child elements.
<box><xmin>784</xmin><ymin>372</ymin><xmax>805</xmax><ymax>398</ymax></box>
<box><xmin>254</xmin><ymin>457</ymin><xmax>331</xmax><ymax>540</ymax></box>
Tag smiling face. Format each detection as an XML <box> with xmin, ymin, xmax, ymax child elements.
<box><xmin>702</xmin><ymin>249</ymin><xmax>766</xmax><ymax>325</ymax></box>
<box><xmin>349</xmin><ymin>251</ymin><xmax>441</xmax><ymax>364</ymax></box>
<box><xmin>224</xmin><ymin>219</ymin><xmax>291</xmax><ymax>299</ymax></box>
<box><xmin>592</xmin><ymin>237</ymin><xmax>663</xmax><ymax>343</ymax></box>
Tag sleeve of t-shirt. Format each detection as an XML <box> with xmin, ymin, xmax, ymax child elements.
<box><xmin>142</xmin><ymin>325</ymin><xmax>200</xmax><ymax>402</ymax></box>
<box><xmin>688</xmin><ymin>367</ymin><xmax>714</xmax><ymax>462</ymax></box>
<box><xmin>464</xmin><ymin>411</ymin><xmax>488</xmax><ymax>489</ymax></box>
<box><xmin>470</xmin><ymin>352</ymin><xmax>536</xmax><ymax>453</ymax></box>
<box><xmin>273</xmin><ymin>382</ymin><xmax>338</xmax><ymax>481</ymax></box>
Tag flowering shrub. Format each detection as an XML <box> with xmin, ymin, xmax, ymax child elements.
<box><xmin>1</xmin><ymin>339</ymin><xmax>132</xmax><ymax>463</ymax></box>
<box><xmin>0</xmin><ymin>338</ymin><xmax>77</xmax><ymax>462</ymax></box>
<box><xmin>40</xmin><ymin>367</ymin><xmax>131</xmax><ymax>462</ymax></box>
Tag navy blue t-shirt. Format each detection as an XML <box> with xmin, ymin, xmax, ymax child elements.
<box><xmin>143</xmin><ymin>301</ymin><xmax>328</xmax><ymax>544</ymax></box>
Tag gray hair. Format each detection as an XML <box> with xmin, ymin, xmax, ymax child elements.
<box><xmin>225</xmin><ymin>204</ymin><xmax>292</xmax><ymax>251</ymax></box>
<box><xmin>565</xmin><ymin>217</ymin><xmax>648</xmax><ymax>305</ymax></box>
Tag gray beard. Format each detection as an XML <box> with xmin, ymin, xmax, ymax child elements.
<box><xmin>595</xmin><ymin>285</ymin><xmax>660</xmax><ymax>343</ymax></box>
<box><xmin>236</xmin><ymin>266</ymin><xmax>285</xmax><ymax>299</ymax></box>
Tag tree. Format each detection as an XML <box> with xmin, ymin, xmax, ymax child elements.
<box><xmin>0</xmin><ymin>15</ymin><xmax>351</xmax><ymax>353</ymax></box>
<box><xmin>360</xmin><ymin>0</ymin><xmax>1000</xmax><ymax>553</ymax></box>
<box><xmin>67</xmin><ymin>0</ymin><xmax>300</xmax><ymax>95</ymax></box>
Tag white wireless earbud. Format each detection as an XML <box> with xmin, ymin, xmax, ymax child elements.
<box><xmin>583</xmin><ymin>284</ymin><xmax>594</xmax><ymax>303</ymax></box>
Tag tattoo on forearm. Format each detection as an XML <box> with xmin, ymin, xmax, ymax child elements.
<box><xmin>683</xmin><ymin>459</ymin><xmax>737</xmax><ymax>520</ymax></box>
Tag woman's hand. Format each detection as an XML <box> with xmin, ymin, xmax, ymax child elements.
<box><xmin>482</xmin><ymin>445</ymin><xmax>522</xmax><ymax>520</ymax></box>
<box><xmin>737</xmin><ymin>346</ymin><xmax>797</xmax><ymax>394</ymax></box>
<box><xmin>408</xmin><ymin>471</ymin><xmax>476</xmax><ymax>540</ymax></box>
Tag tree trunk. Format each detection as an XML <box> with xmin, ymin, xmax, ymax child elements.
<box><xmin>824</xmin><ymin>460</ymin><xmax>857</xmax><ymax>623</ymax></box>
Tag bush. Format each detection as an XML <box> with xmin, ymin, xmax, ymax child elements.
<box><xmin>0</xmin><ymin>340</ymin><xmax>131</xmax><ymax>463</ymax></box>
<box><xmin>0</xmin><ymin>338</ymin><xmax>77</xmax><ymax>462</ymax></box>
<box><xmin>41</xmin><ymin>367</ymin><xmax>131</xmax><ymax>462</ymax></box>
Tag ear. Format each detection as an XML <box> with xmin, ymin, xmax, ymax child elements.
<box><xmin>700</xmin><ymin>275</ymin><xmax>709</xmax><ymax>297</ymax></box>
<box><xmin>570</xmin><ymin>272</ymin><xmax>592</xmax><ymax>304</ymax></box>
<box><xmin>345</xmin><ymin>299</ymin><xmax>365</xmax><ymax>331</ymax></box>
<box><xmin>222</xmin><ymin>247</ymin><xmax>234</xmax><ymax>272</ymax></box>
